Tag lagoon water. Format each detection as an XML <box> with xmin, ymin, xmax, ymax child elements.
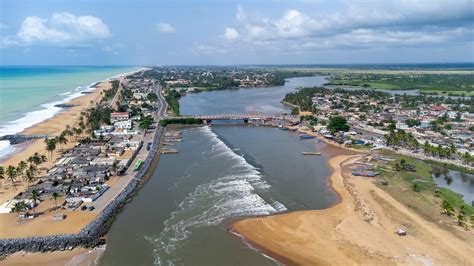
<box><xmin>99</xmin><ymin>76</ymin><xmax>344</xmax><ymax>265</ymax></box>
<box><xmin>431</xmin><ymin>166</ymin><xmax>474</xmax><ymax>204</ymax></box>
<box><xmin>0</xmin><ymin>66</ymin><xmax>140</xmax><ymax>158</ymax></box>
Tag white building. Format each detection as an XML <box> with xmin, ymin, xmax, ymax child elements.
<box><xmin>114</xmin><ymin>120</ymin><xmax>132</xmax><ymax>129</ymax></box>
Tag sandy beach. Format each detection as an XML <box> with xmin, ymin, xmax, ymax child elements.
<box><xmin>0</xmin><ymin>81</ymin><xmax>112</xmax><ymax>204</ymax></box>
<box><xmin>232</xmin><ymin>154</ymin><xmax>474</xmax><ymax>265</ymax></box>
<box><xmin>0</xmin><ymin>247</ymin><xmax>104</xmax><ymax>266</ymax></box>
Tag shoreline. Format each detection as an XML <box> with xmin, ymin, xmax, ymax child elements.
<box><xmin>0</xmin><ymin>67</ymin><xmax>145</xmax><ymax>161</ymax></box>
<box><xmin>231</xmin><ymin>154</ymin><xmax>356</xmax><ymax>265</ymax></box>
<box><xmin>0</xmin><ymin>71</ymin><xmax>164</xmax><ymax>264</ymax></box>
<box><xmin>231</xmin><ymin>150</ymin><xmax>474</xmax><ymax>264</ymax></box>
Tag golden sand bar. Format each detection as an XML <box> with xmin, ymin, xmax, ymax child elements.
<box><xmin>232</xmin><ymin>155</ymin><xmax>474</xmax><ymax>265</ymax></box>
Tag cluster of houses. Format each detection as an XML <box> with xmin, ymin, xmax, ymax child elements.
<box><xmin>310</xmin><ymin>92</ymin><xmax>473</xmax><ymax>157</ymax></box>
<box><xmin>0</xmin><ymin>76</ymin><xmax>159</xmax><ymax>216</ymax></box>
<box><xmin>152</xmin><ymin>67</ymin><xmax>282</xmax><ymax>92</ymax></box>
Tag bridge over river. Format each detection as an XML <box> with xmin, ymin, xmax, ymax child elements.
<box><xmin>169</xmin><ymin>113</ymin><xmax>299</xmax><ymax>121</ymax></box>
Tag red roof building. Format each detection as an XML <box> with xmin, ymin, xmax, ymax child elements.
<box><xmin>430</xmin><ymin>105</ymin><xmax>447</xmax><ymax>112</ymax></box>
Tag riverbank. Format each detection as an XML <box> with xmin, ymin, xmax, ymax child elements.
<box><xmin>232</xmin><ymin>153</ymin><xmax>474</xmax><ymax>264</ymax></box>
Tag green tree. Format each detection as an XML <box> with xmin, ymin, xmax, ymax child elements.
<box><xmin>24</xmin><ymin>164</ymin><xmax>37</xmax><ymax>189</ymax></box>
<box><xmin>29</xmin><ymin>189</ymin><xmax>41</xmax><ymax>217</ymax></box>
<box><xmin>13</xmin><ymin>201</ymin><xmax>28</xmax><ymax>219</ymax></box>
<box><xmin>7</xmin><ymin>165</ymin><xmax>17</xmax><ymax>191</ymax></box>
<box><xmin>44</xmin><ymin>138</ymin><xmax>57</xmax><ymax>161</ymax></box>
<box><xmin>112</xmin><ymin>160</ymin><xmax>119</xmax><ymax>183</ymax></box>
<box><xmin>0</xmin><ymin>166</ymin><xmax>4</xmax><ymax>189</ymax></box>
<box><xmin>51</xmin><ymin>192</ymin><xmax>61</xmax><ymax>209</ymax></box>
<box><xmin>327</xmin><ymin>116</ymin><xmax>350</xmax><ymax>133</ymax></box>
<box><xmin>56</xmin><ymin>133</ymin><xmax>68</xmax><ymax>150</ymax></box>
<box><xmin>139</xmin><ymin>115</ymin><xmax>153</xmax><ymax>136</ymax></box>
<box><xmin>291</xmin><ymin>107</ymin><xmax>299</xmax><ymax>115</ymax></box>
<box><xmin>387</xmin><ymin>122</ymin><xmax>396</xmax><ymax>131</ymax></box>
<box><xmin>147</xmin><ymin>92</ymin><xmax>158</xmax><ymax>101</ymax></box>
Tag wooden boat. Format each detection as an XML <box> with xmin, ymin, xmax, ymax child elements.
<box><xmin>299</xmin><ymin>135</ymin><xmax>315</xmax><ymax>139</ymax></box>
<box><xmin>302</xmin><ymin>151</ymin><xmax>322</xmax><ymax>155</ymax></box>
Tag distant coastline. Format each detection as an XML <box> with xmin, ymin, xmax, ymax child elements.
<box><xmin>0</xmin><ymin>66</ymin><xmax>144</xmax><ymax>160</ymax></box>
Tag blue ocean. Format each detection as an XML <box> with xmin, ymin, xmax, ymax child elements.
<box><xmin>0</xmin><ymin>66</ymin><xmax>141</xmax><ymax>158</ymax></box>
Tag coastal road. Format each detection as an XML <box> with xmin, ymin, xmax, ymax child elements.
<box><xmin>90</xmin><ymin>82</ymin><xmax>166</xmax><ymax>212</ymax></box>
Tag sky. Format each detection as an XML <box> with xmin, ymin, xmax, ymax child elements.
<box><xmin>0</xmin><ymin>0</ymin><xmax>473</xmax><ymax>65</ymax></box>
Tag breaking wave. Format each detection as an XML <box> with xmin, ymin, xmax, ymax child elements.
<box><xmin>146</xmin><ymin>126</ymin><xmax>286</xmax><ymax>265</ymax></box>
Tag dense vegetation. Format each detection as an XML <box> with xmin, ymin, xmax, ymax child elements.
<box><xmin>165</xmin><ymin>90</ymin><xmax>181</xmax><ymax>116</ymax></box>
<box><xmin>283</xmin><ymin>87</ymin><xmax>325</xmax><ymax>112</ymax></box>
<box><xmin>327</xmin><ymin>116</ymin><xmax>350</xmax><ymax>133</ymax></box>
<box><xmin>103</xmin><ymin>80</ymin><xmax>120</xmax><ymax>100</ymax></box>
<box><xmin>326</xmin><ymin>73</ymin><xmax>474</xmax><ymax>95</ymax></box>
<box><xmin>159</xmin><ymin>118</ymin><xmax>203</xmax><ymax>126</ymax></box>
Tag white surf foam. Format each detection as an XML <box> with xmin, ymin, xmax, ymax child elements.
<box><xmin>0</xmin><ymin>68</ymin><xmax>144</xmax><ymax>158</ymax></box>
<box><xmin>146</xmin><ymin>126</ymin><xmax>287</xmax><ymax>265</ymax></box>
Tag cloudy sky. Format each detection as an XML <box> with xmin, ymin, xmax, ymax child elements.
<box><xmin>1</xmin><ymin>0</ymin><xmax>473</xmax><ymax>65</ymax></box>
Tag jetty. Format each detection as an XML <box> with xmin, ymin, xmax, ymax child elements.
<box><xmin>54</xmin><ymin>104</ymin><xmax>79</xmax><ymax>108</ymax></box>
<box><xmin>0</xmin><ymin>134</ymin><xmax>48</xmax><ymax>145</ymax></box>
<box><xmin>160</xmin><ymin>149</ymin><xmax>179</xmax><ymax>154</ymax></box>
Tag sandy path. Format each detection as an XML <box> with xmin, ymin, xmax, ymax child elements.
<box><xmin>232</xmin><ymin>155</ymin><xmax>474</xmax><ymax>265</ymax></box>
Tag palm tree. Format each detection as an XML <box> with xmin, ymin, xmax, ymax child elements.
<box><xmin>17</xmin><ymin>160</ymin><xmax>27</xmax><ymax>174</ymax></box>
<box><xmin>6</xmin><ymin>165</ymin><xmax>17</xmax><ymax>191</ymax></box>
<box><xmin>56</xmin><ymin>133</ymin><xmax>68</xmax><ymax>150</ymax></box>
<box><xmin>111</xmin><ymin>160</ymin><xmax>119</xmax><ymax>183</ymax></box>
<box><xmin>29</xmin><ymin>189</ymin><xmax>40</xmax><ymax>217</ymax></box>
<box><xmin>51</xmin><ymin>192</ymin><xmax>61</xmax><ymax>209</ymax></box>
<box><xmin>24</xmin><ymin>164</ymin><xmax>37</xmax><ymax>189</ymax></box>
<box><xmin>13</xmin><ymin>201</ymin><xmax>28</xmax><ymax>219</ymax></box>
<box><xmin>40</xmin><ymin>154</ymin><xmax>48</xmax><ymax>165</ymax></box>
<box><xmin>44</xmin><ymin>138</ymin><xmax>57</xmax><ymax>161</ymax></box>
<box><xmin>0</xmin><ymin>166</ymin><xmax>4</xmax><ymax>189</ymax></box>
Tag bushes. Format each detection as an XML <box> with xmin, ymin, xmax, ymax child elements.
<box><xmin>159</xmin><ymin>118</ymin><xmax>203</xmax><ymax>127</ymax></box>
<box><xmin>165</xmin><ymin>90</ymin><xmax>181</xmax><ymax>116</ymax></box>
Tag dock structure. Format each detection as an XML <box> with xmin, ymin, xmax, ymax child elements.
<box><xmin>160</xmin><ymin>149</ymin><xmax>179</xmax><ymax>154</ymax></box>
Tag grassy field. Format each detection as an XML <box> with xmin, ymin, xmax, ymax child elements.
<box><xmin>367</xmin><ymin>82</ymin><xmax>400</xmax><ymax>90</ymax></box>
<box><xmin>373</xmin><ymin>150</ymin><xmax>473</xmax><ymax>229</ymax></box>
<box><xmin>322</xmin><ymin>70</ymin><xmax>474</xmax><ymax>95</ymax></box>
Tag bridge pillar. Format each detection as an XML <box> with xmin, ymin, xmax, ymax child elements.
<box><xmin>206</xmin><ymin>119</ymin><xmax>212</xmax><ymax>124</ymax></box>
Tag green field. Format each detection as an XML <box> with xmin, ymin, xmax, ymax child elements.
<box><xmin>374</xmin><ymin>150</ymin><xmax>474</xmax><ymax>225</ymax></box>
<box><xmin>367</xmin><ymin>82</ymin><xmax>400</xmax><ymax>90</ymax></box>
<box><xmin>325</xmin><ymin>72</ymin><xmax>474</xmax><ymax>95</ymax></box>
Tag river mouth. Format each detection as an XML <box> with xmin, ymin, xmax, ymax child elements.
<box><xmin>99</xmin><ymin>76</ymin><xmax>345</xmax><ymax>265</ymax></box>
<box><xmin>99</xmin><ymin>125</ymin><xmax>345</xmax><ymax>265</ymax></box>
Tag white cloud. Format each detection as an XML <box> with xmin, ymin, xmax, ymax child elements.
<box><xmin>1</xmin><ymin>12</ymin><xmax>110</xmax><ymax>48</ymax></box>
<box><xmin>224</xmin><ymin>28</ymin><xmax>240</xmax><ymax>41</ymax></box>
<box><xmin>203</xmin><ymin>1</ymin><xmax>474</xmax><ymax>55</ymax></box>
<box><xmin>156</xmin><ymin>22</ymin><xmax>175</xmax><ymax>33</ymax></box>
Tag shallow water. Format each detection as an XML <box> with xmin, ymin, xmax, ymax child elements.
<box><xmin>431</xmin><ymin>166</ymin><xmax>474</xmax><ymax>204</ymax></box>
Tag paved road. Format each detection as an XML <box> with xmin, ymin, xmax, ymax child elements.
<box><xmin>89</xmin><ymin>83</ymin><xmax>167</xmax><ymax>212</ymax></box>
